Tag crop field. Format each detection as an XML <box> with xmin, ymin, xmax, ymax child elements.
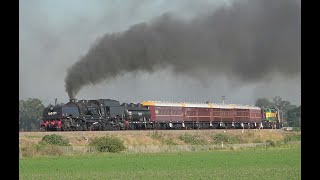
<box><xmin>19</xmin><ymin>144</ymin><xmax>300</xmax><ymax>180</ymax></box>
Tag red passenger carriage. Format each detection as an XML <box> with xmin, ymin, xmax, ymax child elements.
<box><xmin>142</xmin><ymin>101</ymin><xmax>262</xmax><ymax>129</ymax></box>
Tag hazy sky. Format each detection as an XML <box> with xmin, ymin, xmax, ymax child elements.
<box><xmin>19</xmin><ymin>0</ymin><xmax>301</xmax><ymax>106</ymax></box>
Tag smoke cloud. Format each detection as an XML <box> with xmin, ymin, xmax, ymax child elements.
<box><xmin>65</xmin><ymin>0</ymin><xmax>300</xmax><ymax>99</ymax></box>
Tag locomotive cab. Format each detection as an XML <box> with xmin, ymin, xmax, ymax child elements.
<box><xmin>41</xmin><ymin>105</ymin><xmax>80</xmax><ymax>131</ymax></box>
<box><xmin>262</xmin><ymin>108</ymin><xmax>279</xmax><ymax>129</ymax></box>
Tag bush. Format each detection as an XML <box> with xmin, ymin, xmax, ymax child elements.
<box><xmin>212</xmin><ymin>134</ymin><xmax>242</xmax><ymax>144</ymax></box>
<box><xmin>89</xmin><ymin>136</ymin><xmax>126</xmax><ymax>153</ymax></box>
<box><xmin>39</xmin><ymin>134</ymin><xmax>70</xmax><ymax>146</ymax></box>
<box><xmin>179</xmin><ymin>134</ymin><xmax>206</xmax><ymax>145</ymax></box>
<box><xmin>163</xmin><ymin>138</ymin><xmax>177</xmax><ymax>145</ymax></box>
<box><xmin>212</xmin><ymin>134</ymin><xmax>229</xmax><ymax>144</ymax></box>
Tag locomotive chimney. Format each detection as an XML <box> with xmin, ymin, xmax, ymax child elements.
<box><xmin>70</xmin><ymin>98</ymin><xmax>77</xmax><ymax>102</ymax></box>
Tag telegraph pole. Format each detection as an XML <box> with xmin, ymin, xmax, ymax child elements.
<box><xmin>222</xmin><ymin>96</ymin><xmax>226</xmax><ymax>105</ymax></box>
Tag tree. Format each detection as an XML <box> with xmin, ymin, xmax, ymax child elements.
<box><xmin>272</xmin><ymin>96</ymin><xmax>291</xmax><ymax>112</ymax></box>
<box><xmin>286</xmin><ymin>106</ymin><xmax>301</xmax><ymax>127</ymax></box>
<box><xmin>255</xmin><ymin>96</ymin><xmax>299</xmax><ymax>126</ymax></box>
<box><xmin>255</xmin><ymin>98</ymin><xmax>273</xmax><ymax>108</ymax></box>
<box><xmin>272</xmin><ymin>96</ymin><xmax>293</xmax><ymax>125</ymax></box>
<box><xmin>19</xmin><ymin>98</ymin><xmax>45</xmax><ymax>131</ymax></box>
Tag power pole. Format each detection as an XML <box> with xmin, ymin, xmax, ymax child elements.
<box><xmin>55</xmin><ymin>98</ymin><xmax>57</xmax><ymax>106</ymax></box>
<box><xmin>222</xmin><ymin>96</ymin><xmax>226</xmax><ymax>105</ymax></box>
<box><xmin>276</xmin><ymin>108</ymin><xmax>281</xmax><ymax>124</ymax></box>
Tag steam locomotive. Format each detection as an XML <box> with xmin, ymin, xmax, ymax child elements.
<box><xmin>41</xmin><ymin>99</ymin><xmax>280</xmax><ymax>131</ymax></box>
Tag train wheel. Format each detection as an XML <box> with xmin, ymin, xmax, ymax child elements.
<box><xmin>83</xmin><ymin>124</ymin><xmax>88</xmax><ymax>131</ymax></box>
<box><xmin>80</xmin><ymin>122</ymin><xmax>87</xmax><ymax>131</ymax></box>
<box><xmin>174</xmin><ymin>124</ymin><xmax>181</xmax><ymax>130</ymax></box>
<box><xmin>129</xmin><ymin>124</ymin><xmax>134</xmax><ymax>130</ymax></box>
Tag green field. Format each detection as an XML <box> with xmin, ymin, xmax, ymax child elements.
<box><xmin>19</xmin><ymin>145</ymin><xmax>300</xmax><ymax>180</ymax></box>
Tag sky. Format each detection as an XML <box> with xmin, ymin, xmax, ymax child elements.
<box><xmin>19</xmin><ymin>0</ymin><xmax>301</xmax><ymax>106</ymax></box>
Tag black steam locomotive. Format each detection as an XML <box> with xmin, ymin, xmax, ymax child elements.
<box><xmin>41</xmin><ymin>99</ymin><xmax>151</xmax><ymax>131</ymax></box>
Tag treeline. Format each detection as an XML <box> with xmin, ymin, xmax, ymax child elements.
<box><xmin>19</xmin><ymin>98</ymin><xmax>45</xmax><ymax>131</ymax></box>
<box><xmin>19</xmin><ymin>96</ymin><xmax>301</xmax><ymax>131</ymax></box>
<box><xmin>255</xmin><ymin>96</ymin><xmax>301</xmax><ymax>127</ymax></box>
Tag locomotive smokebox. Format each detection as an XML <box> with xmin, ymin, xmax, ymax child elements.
<box><xmin>70</xmin><ymin>98</ymin><xmax>77</xmax><ymax>102</ymax></box>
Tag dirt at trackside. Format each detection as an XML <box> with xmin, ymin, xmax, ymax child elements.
<box><xmin>19</xmin><ymin>129</ymin><xmax>299</xmax><ymax>147</ymax></box>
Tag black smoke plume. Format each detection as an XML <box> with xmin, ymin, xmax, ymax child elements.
<box><xmin>65</xmin><ymin>0</ymin><xmax>300</xmax><ymax>99</ymax></box>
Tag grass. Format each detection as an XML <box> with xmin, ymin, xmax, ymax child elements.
<box><xmin>20</xmin><ymin>129</ymin><xmax>299</xmax><ymax>147</ymax></box>
<box><xmin>19</xmin><ymin>144</ymin><xmax>300</xmax><ymax>180</ymax></box>
<box><xmin>149</xmin><ymin>131</ymin><xmax>178</xmax><ymax>145</ymax></box>
<box><xmin>283</xmin><ymin>134</ymin><xmax>301</xmax><ymax>143</ymax></box>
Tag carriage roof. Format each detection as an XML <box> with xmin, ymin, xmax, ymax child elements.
<box><xmin>141</xmin><ymin>101</ymin><xmax>260</xmax><ymax>110</ymax></box>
